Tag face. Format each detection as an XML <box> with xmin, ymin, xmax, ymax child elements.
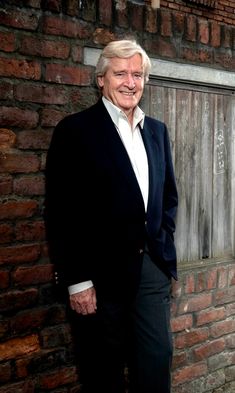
<box><xmin>97</xmin><ymin>54</ymin><xmax>145</xmax><ymax>120</ymax></box>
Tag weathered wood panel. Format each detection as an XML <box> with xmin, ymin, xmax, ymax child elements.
<box><xmin>142</xmin><ymin>82</ymin><xmax>235</xmax><ymax>263</ymax></box>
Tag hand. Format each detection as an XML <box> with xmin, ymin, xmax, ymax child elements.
<box><xmin>69</xmin><ymin>286</ymin><xmax>97</xmax><ymax>315</ymax></box>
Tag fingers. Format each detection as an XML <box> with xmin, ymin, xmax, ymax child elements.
<box><xmin>70</xmin><ymin>287</ymin><xmax>97</xmax><ymax>315</ymax></box>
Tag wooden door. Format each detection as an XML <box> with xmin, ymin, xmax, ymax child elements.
<box><xmin>141</xmin><ymin>80</ymin><xmax>235</xmax><ymax>263</ymax></box>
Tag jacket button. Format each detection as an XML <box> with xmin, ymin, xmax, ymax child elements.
<box><xmin>139</xmin><ymin>248</ymin><xmax>144</xmax><ymax>254</ymax></box>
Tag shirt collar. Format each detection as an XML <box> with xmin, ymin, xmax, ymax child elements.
<box><xmin>102</xmin><ymin>96</ymin><xmax>145</xmax><ymax>130</ymax></box>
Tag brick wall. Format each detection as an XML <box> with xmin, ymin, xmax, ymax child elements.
<box><xmin>0</xmin><ymin>0</ymin><xmax>234</xmax><ymax>392</ymax></box>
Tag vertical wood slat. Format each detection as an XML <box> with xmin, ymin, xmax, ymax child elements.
<box><xmin>143</xmin><ymin>82</ymin><xmax>235</xmax><ymax>263</ymax></box>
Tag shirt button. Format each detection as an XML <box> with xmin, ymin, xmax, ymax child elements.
<box><xmin>139</xmin><ymin>248</ymin><xmax>144</xmax><ymax>254</ymax></box>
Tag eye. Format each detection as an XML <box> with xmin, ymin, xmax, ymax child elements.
<box><xmin>133</xmin><ymin>73</ymin><xmax>143</xmax><ymax>80</ymax></box>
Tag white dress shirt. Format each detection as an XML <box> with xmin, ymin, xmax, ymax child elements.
<box><xmin>68</xmin><ymin>97</ymin><xmax>149</xmax><ymax>295</ymax></box>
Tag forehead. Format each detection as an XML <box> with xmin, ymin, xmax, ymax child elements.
<box><xmin>108</xmin><ymin>54</ymin><xmax>143</xmax><ymax>70</ymax></box>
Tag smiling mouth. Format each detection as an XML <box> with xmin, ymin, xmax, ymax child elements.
<box><xmin>121</xmin><ymin>92</ymin><xmax>135</xmax><ymax>96</ymax></box>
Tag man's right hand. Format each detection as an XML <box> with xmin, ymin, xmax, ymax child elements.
<box><xmin>69</xmin><ymin>286</ymin><xmax>97</xmax><ymax>315</ymax></box>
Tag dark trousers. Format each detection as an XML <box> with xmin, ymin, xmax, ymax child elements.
<box><xmin>71</xmin><ymin>252</ymin><xmax>173</xmax><ymax>393</ymax></box>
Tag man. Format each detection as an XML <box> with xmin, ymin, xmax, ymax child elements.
<box><xmin>45</xmin><ymin>39</ymin><xmax>178</xmax><ymax>393</ymax></box>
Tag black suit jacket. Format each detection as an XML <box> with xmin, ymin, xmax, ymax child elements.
<box><xmin>45</xmin><ymin>99</ymin><xmax>178</xmax><ymax>299</ymax></box>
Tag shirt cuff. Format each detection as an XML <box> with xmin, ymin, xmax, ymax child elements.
<box><xmin>68</xmin><ymin>280</ymin><xmax>93</xmax><ymax>295</ymax></box>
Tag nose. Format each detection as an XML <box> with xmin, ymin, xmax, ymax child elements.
<box><xmin>124</xmin><ymin>73</ymin><xmax>136</xmax><ymax>88</ymax></box>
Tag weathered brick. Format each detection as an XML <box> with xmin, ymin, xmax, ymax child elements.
<box><xmin>15</xmin><ymin>84</ymin><xmax>69</xmax><ymax>105</ymax></box>
<box><xmin>39</xmin><ymin>366</ymin><xmax>78</xmax><ymax>389</ymax></box>
<box><xmin>0</xmin><ymin>128</ymin><xmax>16</xmax><ymax>149</ymax></box>
<box><xmin>215</xmin><ymin>287</ymin><xmax>235</xmax><ymax>306</ymax></box>
<box><xmin>13</xmin><ymin>175</ymin><xmax>45</xmax><ymax>195</ymax></box>
<box><xmin>0</xmin><ymin>288</ymin><xmax>38</xmax><ymax>312</ymax></box>
<box><xmin>0</xmin><ymin>223</ymin><xmax>14</xmax><ymax>244</ymax></box>
<box><xmin>0</xmin><ymin>243</ymin><xmax>40</xmax><ymax>264</ymax></box>
<box><xmin>99</xmin><ymin>0</ymin><xmax>112</xmax><ymax>26</ymax></box>
<box><xmin>198</xmin><ymin>18</ymin><xmax>209</xmax><ymax>45</ymax></box>
<box><xmin>193</xmin><ymin>338</ymin><xmax>226</xmax><ymax>361</ymax></box>
<box><xmin>0</xmin><ymin>107</ymin><xmax>39</xmax><ymax>128</ymax></box>
<box><xmin>10</xmin><ymin>305</ymin><xmax>66</xmax><ymax>334</ymax></box>
<box><xmin>196</xmin><ymin>307</ymin><xmax>226</xmax><ymax>326</ymax></box>
<box><xmin>171</xmin><ymin>314</ymin><xmax>193</xmax><ymax>332</ymax></box>
<box><xmin>0</xmin><ymin>152</ymin><xmax>40</xmax><ymax>173</ymax></box>
<box><xmin>185</xmin><ymin>14</ymin><xmax>197</xmax><ymax>42</ymax></box>
<box><xmin>174</xmin><ymin>328</ymin><xmax>209</xmax><ymax>349</ymax></box>
<box><xmin>12</xmin><ymin>264</ymin><xmax>53</xmax><ymax>286</ymax></box>
<box><xmin>45</xmin><ymin>63</ymin><xmax>93</xmax><ymax>86</ymax></box>
<box><xmin>0</xmin><ymin>361</ymin><xmax>11</xmax><ymax>383</ymax></box>
<box><xmin>0</xmin><ymin>270</ymin><xmax>10</xmax><ymax>289</ymax></box>
<box><xmin>172</xmin><ymin>362</ymin><xmax>208</xmax><ymax>386</ymax></box>
<box><xmin>0</xmin><ymin>8</ymin><xmax>39</xmax><ymax>30</ymax></box>
<box><xmin>0</xmin><ymin>81</ymin><xmax>13</xmax><ymax>100</ymax></box>
<box><xmin>20</xmin><ymin>36</ymin><xmax>70</xmax><ymax>59</ymax></box>
<box><xmin>41</xmin><ymin>109</ymin><xmax>68</xmax><ymax>127</ymax></box>
<box><xmin>17</xmin><ymin>130</ymin><xmax>53</xmax><ymax>150</ymax></box>
<box><xmin>42</xmin><ymin>15</ymin><xmax>92</xmax><ymax>39</ymax></box>
<box><xmin>160</xmin><ymin>10</ymin><xmax>172</xmax><ymax>37</ymax></box>
<box><xmin>0</xmin><ymin>334</ymin><xmax>40</xmax><ymax>361</ymax></box>
<box><xmin>0</xmin><ymin>58</ymin><xmax>41</xmax><ymax>80</ymax></box>
<box><xmin>0</xmin><ymin>31</ymin><xmax>15</xmax><ymax>52</ymax></box>
<box><xmin>15</xmin><ymin>220</ymin><xmax>45</xmax><ymax>242</ymax></box>
<box><xmin>210</xmin><ymin>319</ymin><xmax>235</xmax><ymax>338</ymax></box>
<box><xmin>0</xmin><ymin>175</ymin><xmax>12</xmax><ymax>194</ymax></box>
<box><xmin>178</xmin><ymin>293</ymin><xmax>212</xmax><ymax>314</ymax></box>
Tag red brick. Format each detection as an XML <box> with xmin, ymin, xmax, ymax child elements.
<box><xmin>41</xmin><ymin>109</ymin><xmax>68</xmax><ymax>127</ymax></box>
<box><xmin>42</xmin><ymin>15</ymin><xmax>92</xmax><ymax>39</ymax></box>
<box><xmin>0</xmin><ymin>81</ymin><xmax>13</xmax><ymax>100</ymax></box>
<box><xmin>172</xmin><ymin>362</ymin><xmax>208</xmax><ymax>386</ymax></box>
<box><xmin>210</xmin><ymin>319</ymin><xmax>235</xmax><ymax>338</ymax></box>
<box><xmin>45</xmin><ymin>63</ymin><xmax>93</xmax><ymax>86</ymax></box>
<box><xmin>0</xmin><ymin>58</ymin><xmax>41</xmax><ymax>80</ymax></box>
<box><xmin>42</xmin><ymin>0</ymin><xmax>61</xmax><ymax>12</ymax></box>
<box><xmin>0</xmin><ymin>107</ymin><xmax>39</xmax><ymax>128</ymax></box>
<box><xmin>160</xmin><ymin>10</ymin><xmax>172</xmax><ymax>37</ymax></box>
<box><xmin>0</xmin><ymin>152</ymin><xmax>40</xmax><ymax>173</ymax></box>
<box><xmin>228</xmin><ymin>265</ymin><xmax>235</xmax><ymax>285</ymax></box>
<box><xmin>20</xmin><ymin>36</ymin><xmax>70</xmax><ymax>59</ymax></box>
<box><xmin>11</xmin><ymin>304</ymin><xmax>66</xmax><ymax>334</ymax></box>
<box><xmin>39</xmin><ymin>366</ymin><xmax>78</xmax><ymax>389</ymax></box>
<box><xmin>130</xmin><ymin>2</ymin><xmax>144</xmax><ymax>32</ymax></box>
<box><xmin>218</xmin><ymin>266</ymin><xmax>228</xmax><ymax>288</ymax></box>
<box><xmin>0</xmin><ymin>243</ymin><xmax>40</xmax><ymax>264</ymax></box>
<box><xmin>196</xmin><ymin>271</ymin><xmax>206</xmax><ymax>292</ymax></box>
<box><xmin>215</xmin><ymin>287</ymin><xmax>235</xmax><ymax>305</ymax></box>
<box><xmin>12</xmin><ymin>264</ymin><xmax>54</xmax><ymax>286</ymax></box>
<box><xmin>0</xmin><ymin>361</ymin><xmax>11</xmax><ymax>383</ymax></box>
<box><xmin>173</xmin><ymin>11</ymin><xmax>185</xmax><ymax>35</ymax></box>
<box><xmin>178</xmin><ymin>293</ymin><xmax>212</xmax><ymax>314</ymax></box>
<box><xmin>184</xmin><ymin>274</ymin><xmax>195</xmax><ymax>294</ymax></box>
<box><xmin>15</xmin><ymin>220</ymin><xmax>45</xmax><ymax>242</ymax></box>
<box><xmin>196</xmin><ymin>307</ymin><xmax>225</xmax><ymax>326</ymax></box>
<box><xmin>193</xmin><ymin>338</ymin><xmax>226</xmax><ymax>361</ymax></box>
<box><xmin>207</xmin><ymin>268</ymin><xmax>217</xmax><ymax>289</ymax></box>
<box><xmin>0</xmin><ymin>334</ymin><xmax>40</xmax><ymax>361</ymax></box>
<box><xmin>186</xmin><ymin>14</ymin><xmax>197</xmax><ymax>42</ymax></box>
<box><xmin>0</xmin><ymin>128</ymin><xmax>16</xmax><ymax>149</ymax></box>
<box><xmin>71</xmin><ymin>46</ymin><xmax>83</xmax><ymax>63</ymax></box>
<box><xmin>174</xmin><ymin>328</ymin><xmax>209</xmax><ymax>349</ymax></box>
<box><xmin>99</xmin><ymin>0</ymin><xmax>112</xmax><ymax>26</ymax></box>
<box><xmin>198</xmin><ymin>18</ymin><xmax>209</xmax><ymax>44</ymax></box>
<box><xmin>211</xmin><ymin>21</ymin><xmax>221</xmax><ymax>47</ymax></box>
<box><xmin>15</xmin><ymin>84</ymin><xmax>69</xmax><ymax>105</ymax></box>
<box><xmin>0</xmin><ymin>174</ymin><xmax>12</xmax><ymax>194</ymax></box>
<box><xmin>93</xmin><ymin>28</ymin><xmax>116</xmax><ymax>45</ymax></box>
<box><xmin>0</xmin><ymin>270</ymin><xmax>10</xmax><ymax>289</ymax></box>
<box><xmin>172</xmin><ymin>351</ymin><xmax>187</xmax><ymax>370</ymax></box>
<box><xmin>0</xmin><ymin>288</ymin><xmax>38</xmax><ymax>312</ymax></box>
<box><xmin>0</xmin><ymin>224</ymin><xmax>14</xmax><ymax>244</ymax></box>
<box><xmin>0</xmin><ymin>9</ymin><xmax>38</xmax><ymax>30</ymax></box>
<box><xmin>0</xmin><ymin>31</ymin><xmax>15</xmax><ymax>52</ymax></box>
<box><xmin>171</xmin><ymin>314</ymin><xmax>193</xmax><ymax>333</ymax></box>
<box><xmin>145</xmin><ymin>5</ymin><xmax>158</xmax><ymax>33</ymax></box>
<box><xmin>0</xmin><ymin>380</ymin><xmax>35</xmax><ymax>393</ymax></box>
<box><xmin>17</xmin><ymin>130</ymin><xmax>53</xmax><ymax>150</ymax></box>
<box><xmin>13</xmin><ymin>175</ymin><xmax>45</xmax><ymax>195</ymax></box>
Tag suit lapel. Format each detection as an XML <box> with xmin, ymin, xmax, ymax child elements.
<box><xmin>140</xmin><ymin>120</ymin><xmax>163</xmax><ymax>215</ymax></box>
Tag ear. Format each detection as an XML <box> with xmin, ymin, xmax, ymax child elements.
<box><xmin>97</xmin><ymin>75</ymin><xmax>104</xmax><ymax>88</ymax></box>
